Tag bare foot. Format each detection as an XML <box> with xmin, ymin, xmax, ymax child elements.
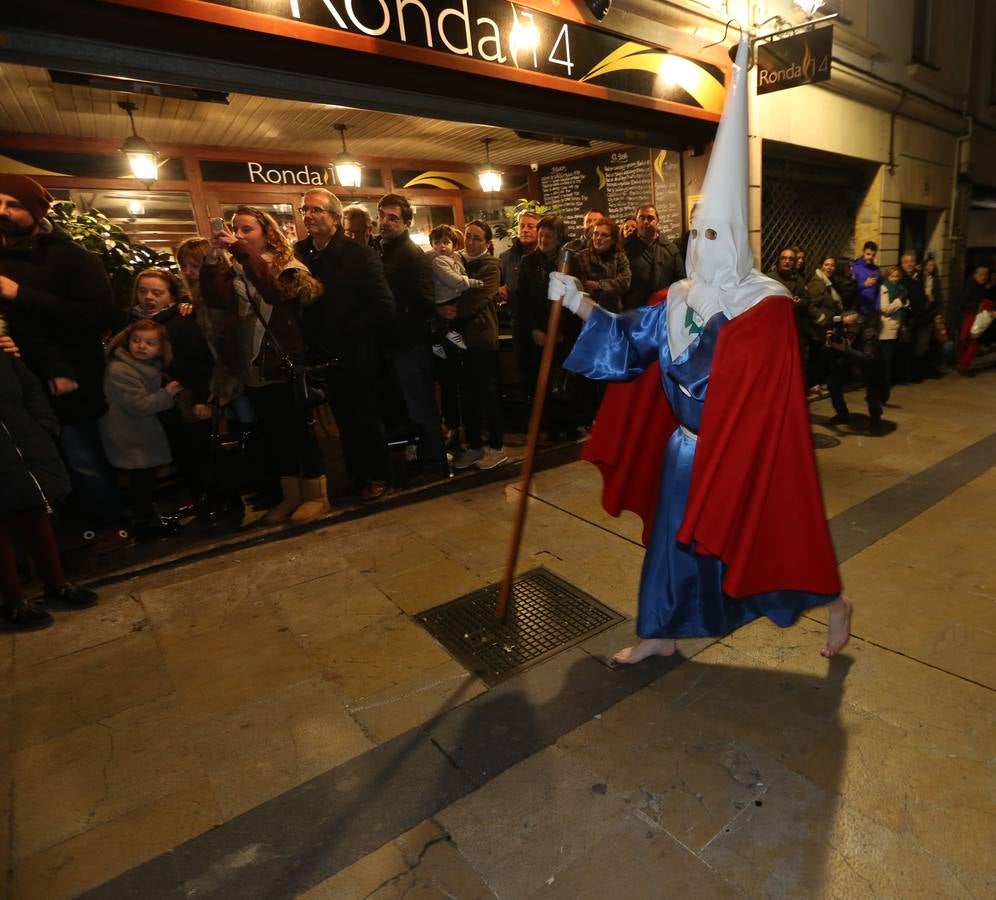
<box><xmin>611</xmin><ymin>637</ymin><xmax>677</xmax><ymax>667</ymax></box>
<box><xmin>821</xmin><ymin>596</ymin><xmax>852</xmax><ymax>658</ymax></box>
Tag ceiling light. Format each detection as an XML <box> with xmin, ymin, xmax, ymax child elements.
<box><xmin>478</xmin><ymin>138</ymin><xmax>503</xmax><ymax>193</ymax></box>
<box><xmin>794</xmin><ymin>0</ymin><xmax>824</xmax><ymax>16</ymax></box>
<box><xmin>333</xmin><ymin>124</ymin><xmax>362</xmax><ymax>189</ymax></box>
<box><xmin>117</xmin><ymin>99</ymin><xmax>158</xmax><ymax>186</ymax></box>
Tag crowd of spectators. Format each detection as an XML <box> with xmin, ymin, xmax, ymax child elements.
<box><xmin>767</xmin><ymin>240</ymin><xmax>994</xmax><ymax>426</ymax></box>
<box><xmin>1</xmin><ymin>171</ymin><xmax>993</xmax><ymax>630</ymax></box>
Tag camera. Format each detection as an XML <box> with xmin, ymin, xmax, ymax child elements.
<box><xmin>831</xmin><ymin>315</ymin><xmax>845</xmax><ymax>339</ymax></box>
<box><xmin>529</xmin><ymin>162</ymin><xmax>539</xmax><ymax>172</ymax></box>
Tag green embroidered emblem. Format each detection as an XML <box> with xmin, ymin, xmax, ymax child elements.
<box><xmin>684</xmin><ymin>306</ymin><xmax>703</xmax><ymax>334</ymax></box>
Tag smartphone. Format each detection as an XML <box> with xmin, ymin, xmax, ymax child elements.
<box><xmin>209</xmin><ymin>216</ymin><xmax>226</xmax><ymax>235</ymax></box>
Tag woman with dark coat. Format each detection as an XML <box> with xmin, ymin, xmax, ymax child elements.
<box><xmin>0</xmin><ymin>322</ymin><xmax>96</xmax><ymax>631</ymax></box>
<box><xmin>570</xmin><ymin>218</ymin><xmax>631</xmax><ymax>312</ymax></box>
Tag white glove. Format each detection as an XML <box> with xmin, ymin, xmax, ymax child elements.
<box><xmin>548</xmin><ymin>272</ymin><xmax>587</xmax><ymax>315</ymax></box>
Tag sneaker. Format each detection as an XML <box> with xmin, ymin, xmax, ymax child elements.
<box><xmin>93</xmin><ymin>527</ymin><xmax>132</xmax><ymax>554</ymax></box>
<box><xmin>1</xmin><ymin>603</ymin><xmax>55</xmax><ymax>632</ymax></box>
<box><xmin>432</xmin><ymin>343</ymin><xmax>447</xmax><ymax>359</ymax></box>
<box><xmin>360</xmin><ymin>480</ymin><xmax>391</xmax><ymax>502</ymax></box>
<box><xmin>43</xmin><ymin>583</ymin><xmax>98</xmax><ymax>609</ymax></box>
<box><xmin>133</xmin><ymin>516</ymin><xmax>182</xmax><ymax>539</ymax></box>
<box><xmin>445</xmin><ymin>330</ymin><xmax>468</xmax><ymax>351</ymax></box>
<box><xmin>452</xmin><ymin>447</ymin><xmax>485</xmax><ymax>469</ymax></box>
<box><xmin>476</xmin><ymin>447</ymin><xmax>508</xmax><ymax>470</ymax></box>
<box><xmin>824</xmin><ymin>413</ymin><xmax>850</xmax><ymax>427</ymax></box>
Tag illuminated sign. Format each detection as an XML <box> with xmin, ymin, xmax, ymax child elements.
<box><xmin>110</xmin><ymin>0</ymin><xmax>726</xmax><ymax>117</ymax></box>
<box><xmin>756</xmin><ymin>27</ymin><xmax>833</xmax><ymax>95</ymax></box>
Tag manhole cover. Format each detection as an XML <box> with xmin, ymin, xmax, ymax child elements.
<box><xmin>415</xmin><ymin>567</ymin><xmax>624</xmax><ymax>685</ymax></box>
<box><xmin>812</xmin><ymin>433</ymin><xmax>841</xmax><ymax>449</ymax></box>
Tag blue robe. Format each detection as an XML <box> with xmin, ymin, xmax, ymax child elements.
<box><xmin>565</xmin><ymin>303</ymin><xmax>835</xmax><ymax>639</ymax></box>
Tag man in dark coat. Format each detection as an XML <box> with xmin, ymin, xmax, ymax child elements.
<box><xmin>375</xmin><ymin>192</ymin><xmax>448</xmax><ymax>482</ymax></box>
<box><xmin>295</xmin><ymin>188</ymin><xmax>397</xmax><ymax>501</ymax></box>
<box><xmin>898</xmin><ymin>251</ymin><xmax>933</xmax><ymax>381</ymax></box>
<box><xmin>621</xmin><ymin>204</ymin><xmax>686</xmax><ymax>309</ymax></box>
<box><xmin>0</xmin><ymin>174</ymin><xmax>129</xmax><ymax>552</ymax></box>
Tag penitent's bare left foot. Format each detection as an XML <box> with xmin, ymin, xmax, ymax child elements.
<box><xmin>821</xmin><ymin>596</ymin><xmax>852</xmax><ymax>658</ymax></box>
<box><xmin>611</xmin><ymin>638</ymin><xmax>678</xmax><ymax>667</ymax></box>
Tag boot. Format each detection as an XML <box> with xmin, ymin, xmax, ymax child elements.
<box><xmin>264</xmin><ymin>476</ymin><xmax>302</xmax><ymax>524</ymax></box>
<box><xmin>290</xmin><ymin>475</ymin><xmax>331</xmax><ymax>523</ymax></box>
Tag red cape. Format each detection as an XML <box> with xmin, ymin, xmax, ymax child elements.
<box><xmin>582</xmin><ymin>294</ymin><xmax>841</xmax><ymax>598</ymax></box>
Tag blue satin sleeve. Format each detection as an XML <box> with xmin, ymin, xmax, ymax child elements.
<box><xmin>563</xmin><ymin>304</ymin><xmax>668</xmax><ymax>381</ymax></box>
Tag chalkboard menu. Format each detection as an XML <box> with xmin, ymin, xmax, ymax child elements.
<box><xmin>539</xmin><ymin>147</ymin><xmax>683</xmax><ymax>241</ymax></box>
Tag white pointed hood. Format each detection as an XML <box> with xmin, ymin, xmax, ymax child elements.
<box><xmin>667</xmin><ymin>39</ymin><xmax>789</xmax><ymax>358</ymax></box>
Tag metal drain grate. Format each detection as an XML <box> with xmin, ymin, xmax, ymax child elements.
<box><xmin>812</xmin><ymin>433</ymin><xmax>841</xmax><ymax>449</ymax></box>
<box><xmin>415</xmin><ymin>567</ymin><xmax>624</xmax><ymax>685</ymax></box>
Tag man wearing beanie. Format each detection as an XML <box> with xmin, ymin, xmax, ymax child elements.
<box><xmin>0</xmin><ymin>174</ymin><xmax>130</xmax><ymax>552</ymax></box>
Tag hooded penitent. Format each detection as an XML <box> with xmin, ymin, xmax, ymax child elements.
<box><xmin>666</xmin><ymin>39</ymin><xmax>788</xmax><ymax>358</ymax></box>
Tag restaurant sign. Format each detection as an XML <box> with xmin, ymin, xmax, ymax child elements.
<box><xmin>113</xmin><ymin>0</ymin><xmax>726</xmax><ymax>117</ymax></box>
<box><xmin>756</xmin><ymin>27</ymin><xmax>833</xmax><ymax>96</ymax></box>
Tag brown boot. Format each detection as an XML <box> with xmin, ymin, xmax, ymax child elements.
<box><xmin>264</xmin><ymin>476</ymin><xmax>301</xmax><ymax>524</ymax></box>
<box><xmin>290</xmin><ymin>475</ymin><xmax>331</xmax><ymax>523</ymax></box>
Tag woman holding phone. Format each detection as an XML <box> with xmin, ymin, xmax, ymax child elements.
<box><xmin>199</xmin><ymin>207</ymin><xmax>329</xmax><ymax>524</ymax></box>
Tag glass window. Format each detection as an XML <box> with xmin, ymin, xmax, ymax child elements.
<box><xmin>50</xmin><ymin>189</ymin><xmax>198</xmax><ymax>255</ymax></box>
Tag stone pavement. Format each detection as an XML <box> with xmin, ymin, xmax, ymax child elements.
<box><xmin>2</xmin><ymin>370</ymin><xmax>995</xmax><ymax>899</ymax></box>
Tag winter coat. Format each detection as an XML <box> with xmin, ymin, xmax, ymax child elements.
<box><xmin>767</xmin><ymin>266</ymin><xmax>805</xmax><ymax>299</ymax></box>
<box><xmin>850</xmin><ymin>257</ymin><xmax>881</xmax><ymax>317</ymax></box>
<box><xmin>427</xmin><ymin>250</ymin><xmax>477</xmax><ymax>305</ymax></box>
<box><xmin>200</xmin><ymin>244</ymin><xmax>319</xmax><ymax>387</ymax></box>
<box><xmin>0</xmin><ymin>350</ymin><xmax>70</xmax><ymax>515</ymax></box>
<box><xmin>295</xmin><ymin>230</ymin><xmax>395</xmax><ymax>372</ymax></box>
<box><xmin>499</xmin><ymin>239</ymin><xmax>535</xmax><ymax>312</ymax></box>
<box><xmin>878</xmin><ymin>281</ymin><xmax>908</xmax><ymax>341</ymax></box>
<box><xmin>517</xmin><ymin>249</ymin><xmax>582</xmax><ymax>357</ymax></box>
<box><xmin>802</xmin><ymin>270</ymin><xmax>843</xmax><ymax>342</ymax></box>
<box><xmin>571</xmin><ymin>247</ymin><xmax>632</xmax><ymax>312</ymax></box>
<box><xmin>378</xmin><ymin>231</ymin><xmax>435</xmax><ymax>351</ymax></box>
<box><xmin>133</xmin><ymin>304</ymin><xmax>215</xmax><ymax>423</ymax></box>
<box><xmin>99</xmin><ymin>348</ymin><xmax>175</xmax><ymax>470</ymax></box>
<box><xmin>0</xmin><ymin>221</ymin><xmax>118</xmax><ymax>424</ymax></box>
<box><xmin>900</xmin><ymin>269</ymin><xmax>928</xmax><ymax>325</ymax></box>
<box><xmin>454</xmin><ymin>254</ymin><xmax>501</xmax><ymax>351</ymax></box>
<box><xmin>622</xmin><ymin>232</ymin><xmax>685</xmax><ymax>309</ymax></box>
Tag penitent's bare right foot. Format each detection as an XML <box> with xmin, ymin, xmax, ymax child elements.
<box><xmin>821</xmin><ymin>596</ymin><xmax>852</xmax><ymax>658</ymax></box>
<box><xmin>611</xmin><ymin>638</ymin><xmax>678</xmax><ymax>667</ymax></box>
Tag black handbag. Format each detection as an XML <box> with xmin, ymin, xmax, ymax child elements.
<box><xmin>241</xmin><ymin>286</ymin><xmax>331</xmax><ymax>409</ymax></box>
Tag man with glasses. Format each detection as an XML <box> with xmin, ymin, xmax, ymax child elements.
<box><xmin>294</xmin><ymin>188</ymin><xmax>396</xmax><ymax>503</ymax></box>
<box><xmin>375</xmin><ymin>193</ymin><xmax>449</xmax><ymax>482</ymax></box>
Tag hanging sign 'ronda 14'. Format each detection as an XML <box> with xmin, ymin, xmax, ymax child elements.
<box><xmin>756</xmin><ymin>27</ymin><xmax>833</xmax><ymax>96</ymax></box>
<box><xmin>110</xmin><ymin>0</ymin><xmax>727</xmax><ymax>119</ymax></box>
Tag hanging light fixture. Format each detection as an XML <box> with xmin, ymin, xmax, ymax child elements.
<box><xmin>332</xmin><ymin>124</ymin><xmax>362</xmax><ymax>189</ymax></box>
<box><xmin>478</xmin><ymin>138</ymin><xmax>502</xmax><ymax>193</ymax></box>
<box><xmin>117</xmin><ymin>99</ymin><xmax>159</xmax><ymax>186</ymax></box>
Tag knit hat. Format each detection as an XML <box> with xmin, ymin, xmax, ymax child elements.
<box><xmin>0</xmin><ymin>175</ymin><xmax>54</xmax><ymax>223</ymax></box>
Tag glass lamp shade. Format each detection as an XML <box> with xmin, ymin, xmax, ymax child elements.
<box><xmin>334</xmin><ymin>154</ymin><xmax>362</xmax><ymax>188</ymax></box>
<box><xmin>478</xmin><ymin>169</ymin><xmax>503</xmax><ymax>192</ymax></box>
<box><xmin>122</xmin><ymin>135</ymin><xmax>159</xmax><ymax>183</ymax></box>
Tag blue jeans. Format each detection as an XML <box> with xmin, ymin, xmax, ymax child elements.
<box><xmin>393</xmin><ymin>344</ymin><xmax>446</xmax><ymax>471</ymax></box>
<box><xmin>58</xmin><ymin>419</ymin><xmax>126</xmax><ymax>528</ymax></box>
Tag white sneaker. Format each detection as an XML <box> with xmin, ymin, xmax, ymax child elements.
<box><xmin>476</xmin><ymin>447</ymin><xmax>507</xmax><ymax>470</ymax></box>
<box><xmin>452</xmin><ymin>447</ymin><xmax>485</xmax><ymax>469</ymax></box>
<box><xmin>432</xmin><ymin>343</ymin><xmax>447</xmax><ymax>359</ymax></box>
<box><xmin>445</xmin><ymin>330</ymin><xmax>468</xmax><ymax>351</ymax></box>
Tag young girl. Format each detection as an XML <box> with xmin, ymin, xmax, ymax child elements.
<box><xmin>878</xmin><ymin>265</ymin><xmax>909</xmax><ymax>400</ymax></box>
<box><xmin>428</xmin><ymin>224</ymin><xmax>481</xmax><ymax>357</ymax></box>
<box><xmin>0</xmin><ymin>318</ymin><xmax>97</xmax><ymax>631</ymax></box>
<box><xmin>99</xmin><ymin>320</ymin><xmax>184</xmax><ymax>537</ymax></box>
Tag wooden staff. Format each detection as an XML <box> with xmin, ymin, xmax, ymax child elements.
<box><xmin>496</xmin><ymin>251</ymin><xmax>572</xmax><ymax>620</ymax></box>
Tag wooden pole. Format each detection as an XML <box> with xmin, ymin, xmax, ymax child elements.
<box><xmin>496</xmin><ymin>258</ymin><xmax>571</xmax><ymax>620</ymax></box>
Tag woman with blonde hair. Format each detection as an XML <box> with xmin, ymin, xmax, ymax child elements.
<box><xmin>200</xmin><ymin>206</ymin><xmax>328</xmax><ymax>524</ymax></box>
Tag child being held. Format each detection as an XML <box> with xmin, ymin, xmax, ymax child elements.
<box><xmin>427</xmin><ymin>224</ymin><xmax>482</xmax><ymax>357</ymax></box>
<box><xmin>99</xmin><ymin>320</ymin><xmax>184</xmax><ymax>538</ymax></box>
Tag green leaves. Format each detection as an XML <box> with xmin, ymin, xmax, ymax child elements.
<box><xmin>48</xmin><ymin>200</ymin><xmax>178</xmax><ymax>308</ymax></box>
<box><xmin>493</xmin><ymin>198</ymin><xmax>564</xmax><ymax>239</ymax></box>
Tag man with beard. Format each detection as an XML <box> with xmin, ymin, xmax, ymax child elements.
<box><xmin>0</xmin><ymin>175</ymin><xmax>129</xmax><ymax>552</ymax></box>
<box><xmin>622</xmin><ymin>204</ymin><xmax>685</xmax><ymax>309</ymax></box>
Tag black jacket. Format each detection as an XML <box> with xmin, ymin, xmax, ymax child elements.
<box><xmin>0</xmin><ymin>350</ymin><xmax>71</xmax><ymax>515</ymax></box>
<box><xmin>295</xmin><ymin>231</ymin><xmax>396</xmax><ymax>370</ymax></box>
<box><xmin>137</xmin><ymin>304</ymin><xmax>216</xmax><ymax>420</ymax></box>
<box><xmin>0</xmin><ymin>223</ymin><xmax>117</xmax><ymax>424</ymax></box>
<box><xmin>377</xmin><ymin>232</ymin><xmax>435</xmax><ymax>351</ymax></box>
<box><xmin>901</xmin><ymin>269</ymin><xmax>928</xmax><ymax>325</ymax></box>
<box><xmin>622</xmin><ymin>232</ymin><xmax>686</xmax><ymax>309</ymax></box>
